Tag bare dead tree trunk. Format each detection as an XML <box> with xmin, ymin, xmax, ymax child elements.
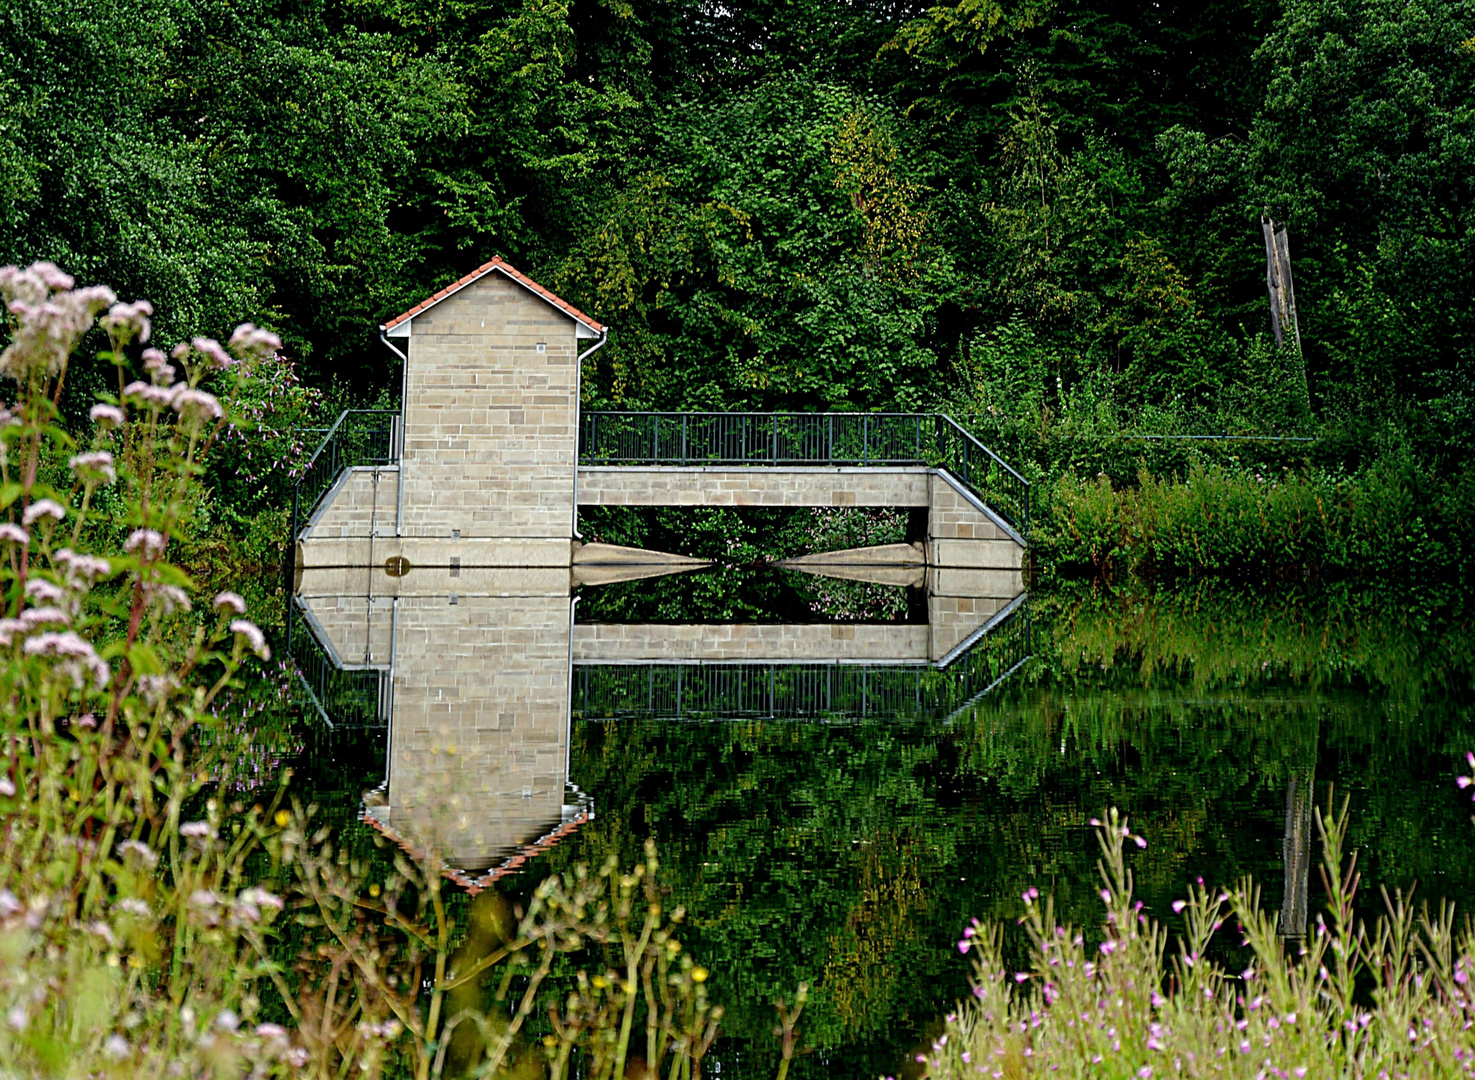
<box><xmin>1261</xmin><ymin>214</ymin><xmax>1302</xmax><ymax>354</ymax></box>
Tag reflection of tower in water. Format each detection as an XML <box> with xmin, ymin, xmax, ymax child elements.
<box><xmin>302</xmin><ymin>574</ymin><xmax>592</xmax><ymax>893</ymax></box>
<box><xmin>1278</xmin><ymin>769</ymin><xmax>1315</xmax><ymax>939</ymax></box>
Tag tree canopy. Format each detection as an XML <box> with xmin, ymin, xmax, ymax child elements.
<box><xmin>3</xmin><ymin>0</ymin><xmax>1471</xmax><ymax>422</ymax></box>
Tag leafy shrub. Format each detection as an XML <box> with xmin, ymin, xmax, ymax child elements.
<box><xmin>1035</xmin><ymin>458</ymin><xmax>1475</xmax><ymax>580</ymax></box>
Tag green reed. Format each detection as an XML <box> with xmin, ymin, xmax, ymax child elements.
<box><xmin>1034</xmin><ymin>458</ymin><xmax>1475</xmax><ymax>581</ymax></box>
<box><xmin>921</xmin><ymin>798</ymin><xmax>1475</xmax><ymax>1080</ymax></box>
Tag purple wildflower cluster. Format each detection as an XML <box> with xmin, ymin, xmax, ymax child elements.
<box><xmin>0</xmin><ymin>263</ymin><xmax>116</xmax><ymax>378</ymax></box>
<box><xmin>0</xmin><ymin>261</ymin><xmax>274</xmax><ymax>710</ymax></box>
<box><xmin>215</xmin><ymin>347</ymin><xmax>326</xmax><ymax>487</ymax></box>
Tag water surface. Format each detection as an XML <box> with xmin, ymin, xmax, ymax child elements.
<box><xmin>281</xmin><ymin>577</ymin><xmax>1475</xmax><ymax>1078</ymax></box>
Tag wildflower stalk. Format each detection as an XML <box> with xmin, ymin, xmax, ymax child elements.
<box><xmin>928</xmin><ymin>787</ymin><xmax>1475</xmax><ymax>1080</ymax></box>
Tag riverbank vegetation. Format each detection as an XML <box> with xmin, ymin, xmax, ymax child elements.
<box><xmin>0</xmin><ymin>255</ymin><xmax>1470</xmax><ymax>1074</ymax></box>
<box><xmin>925</xmin><ymin>805</ymin><xmax>1475</xmax><ymax>1080</ymax></box>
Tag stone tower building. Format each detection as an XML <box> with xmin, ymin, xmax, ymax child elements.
<box><xmin>381</xmin><ymin>257</ymin><xmax>606</xmax><ymax>566</ymax></box>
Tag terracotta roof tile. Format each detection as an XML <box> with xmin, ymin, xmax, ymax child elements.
<box><xmin>381</xmin><ymin>256</ymin><xmax>605</xmax><ymax>334</ymax></box>
<box><xmin>360</xmin><ymin>805</ymin><xmax>593</xmax><ymax>896</ymax></box>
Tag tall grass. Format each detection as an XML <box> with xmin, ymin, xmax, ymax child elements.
<box><xmin>922</xmin><ymin>797</ymin><xmax>1475</xmax><ymax>1080</ymax></box>
<box><xmin>1035</xmin><ymin>458</ymin><xmax>1475</xmax><ymax>580</ymax></box>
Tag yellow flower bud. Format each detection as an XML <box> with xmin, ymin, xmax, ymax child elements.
<box><xmin>691</xmin><ymin>967</ymin><xmax>708</xmax><ymax>984</ymax></box>
<box><xmin>273</xmin><ymin>809</ymin><xmax>291</xmax><ymax>828</ymax></box>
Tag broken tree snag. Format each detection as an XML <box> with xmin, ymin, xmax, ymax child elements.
<box><xmin>1261</xmin><ymin>214</ymin><xmax>1302</xmax><ymax>354</ymax></box>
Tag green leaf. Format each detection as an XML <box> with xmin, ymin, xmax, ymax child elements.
<box><xmin>126</xmin><ymin>643</ymin><xmax>164</xmax><ymax>677</ymax></box>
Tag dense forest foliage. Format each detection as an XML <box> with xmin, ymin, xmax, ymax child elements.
<box><xmin>3</xmin><ymin>0</ymin><xmax>1472</xmax><ymax>429</ymax></box>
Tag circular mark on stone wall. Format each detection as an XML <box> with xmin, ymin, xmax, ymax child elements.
<box><xmin>384</xmin><ymin>556</ymin><xmax>411</xmax><ymax>578</ymax></box>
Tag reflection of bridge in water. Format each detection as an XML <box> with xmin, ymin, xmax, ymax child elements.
<box><xmin>291</xmin><ymin>561</ymin><xmax>1028</xmax><ymax>891</ymax></box>
<box><xmin>572</xmin><ymin>596</ymin><xmax>1029</xmax><ymax>725</ymax></box>
<box><xmin>285</xmin><ymin>256</ymin><xmax>1033</xmax><ymax>889</ymax></box>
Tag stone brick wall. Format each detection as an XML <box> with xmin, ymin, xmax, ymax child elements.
<box><xmin>386</xmin><ymin>594</ymin><xmax>574</xmax><ymax>871</ymax></box>
<box><xmin>927</xmin><ymin>473</ymin><xmax>1025</xmax><ymax>569</ymax></box>
<box><xmin>304</xmin><ymin>467</ymin><xmax>399</xmax><ymax>540</ymax></box>
<box><xmin>401</xmin><ymin>273</ymin><xmax>581</xmax><ymax>541</ymax></box>
<box><xmin>576</xmin><ymin>466</ymin><xmax>930</xmax><ymax>508</ymax></box>
<box><xmin>928</xmin><ymin>595</ymin><xmax>1018</xmax><ymax>661</ymax></box>
<box><xmin>300</xmin><ymin>594</ymin><xmax>394</xmax><ymax>668</ymax></box>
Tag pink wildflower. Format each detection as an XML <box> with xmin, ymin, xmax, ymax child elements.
<box><xmin>20</xmin><ymin>607</ymin><xmax>71</xmax><ymax>628</ymax></box>
<box><xmin>230</xmin><ymin>619</ymin><xmax>270</xmax><ymax>660</ymax></box>
<box><xmin>22</xmin><ymin>630</ymin><xmax>108</xmax><ymax>690</ymax></box>
<box><xmin>69</xmin><ymin>450</ymin><xmax>116</xmax><ymax>485</ymax></box>
<box><xmin>102</xmin><ymin>300</ymin><xmax>153</xmax><ymax>347</ymax></box>
<box><xmin>124</xmin><ymin>529</ymin><xmax>167</xmax><ymax>560</ymax></box>
<box><xmin>89</xmin><ymin>404</ymin><xmax>125</xmax><ymax>428</ymax></box>
<box><xmin>23</xmin><ymin>579</ymin><xmax>63</xmax><ymax>604</ymax></box>
<box><xmin>228</xmin><ymin>323</ymin><xmax>283</xmax><ymax>360</ymax></box>
<box><xmin>55</xmin><ymin>549</ymin><xmax>110</xmax><ymax>583</ymax></box>
<box><xmin>191</xmin><ymin>337</ymin><xmax>232</xmax><ymax>370</ymax></box>
<box><xmin>213</xmin><ymin>591</ymin><xmax>247</xmax><ymax>615</ymax></box>
<box><xmin>173</xmin><ymin>387</ymin><xmax>222</xmax><ymax>422</ymax></box>
<box><xmin>22</xmin><ymin>499</ymin><xmax>65</xmax><ymax>526</ymax></box>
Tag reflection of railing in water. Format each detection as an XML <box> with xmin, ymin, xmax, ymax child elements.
<box><xmin>285</xmin><ymin>409</ymin><xmax>400</xmax><ymax>708</ymax></box>
<box><xmin>580</xmin><ymin>411</ymin><xmax>1030</xmax><ymax>535</ymax></box>
<box><xmin>288</xmin><ymin>597</ymin><xmax>392</xmax><ymax>730</ymax></box>
<box><xmin>572</xmin><ymin>604</ymin><xmax>1030</xmax><ymax>723</ymax></box>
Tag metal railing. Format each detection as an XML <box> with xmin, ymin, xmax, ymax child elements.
<box><xmin>291</xmin><ymin>409</ymin><xmax>400</xmax><ymax>543</ymax></box>
<box><xmin>572</xmin><ymin>602</ymin><xmax>1030</xmax><ymax>723</ymax></box>
<box><xmin>580</xmin><ymin>411</ymin><xmax>1030</xmax><ymax>534</ymax></box>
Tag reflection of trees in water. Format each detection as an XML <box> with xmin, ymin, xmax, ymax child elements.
<box><xmin>267</xmin><ymin>583</ymin><xmax>1474</xmax><ymax>1078</ymax></box>
<box><xmin>1035</xmin><ymin>581</ymin><xmax>1475</xmax><ymax>710</ymax></box>
<box><xmin>823</xmin><ymin>832</ymin><xmax>928</xmax><ymax>1037</ymax></box>
<box><xmin>537</xmin><ymin>584</ymin><xmax>1475</xmax><ymax>1078</ymax></box>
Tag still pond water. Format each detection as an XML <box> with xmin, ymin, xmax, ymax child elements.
<box><xmin>275</xmin><ymin>572</ymin><xmax>1475</xmax><ymax>1079</ymax></box>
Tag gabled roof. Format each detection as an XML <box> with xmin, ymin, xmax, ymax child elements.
<box><xmin>380</xmin><ymin>256</ymin><xmax>605</xmax><ymax>335</ymax></box>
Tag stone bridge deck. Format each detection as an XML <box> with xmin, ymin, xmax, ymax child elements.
<box><xmin>297</xmin><ymin>464</ymin><xmax>1024</xmax><ymax>572</ymax></box>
